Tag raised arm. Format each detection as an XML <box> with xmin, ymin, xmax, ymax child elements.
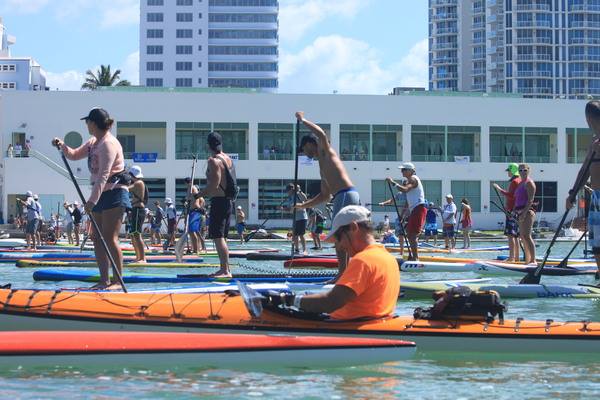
<box><xmin>296</xmin><ymin>111</ymin><xmax>330</xmax><ymax>150</ymax></box>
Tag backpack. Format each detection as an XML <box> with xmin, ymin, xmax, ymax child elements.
<box><xmin>215</xmin><ymin>155</ymin><xmax>240</xmax><ymax>201</ymax></box>
<box><xmin>413</xmin><ymin>286</ymin><xmax>506</xmax><ymax>323</ymax></box>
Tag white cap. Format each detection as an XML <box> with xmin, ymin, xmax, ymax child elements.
<box><xmin>26</xmin><ymin>190</ymin><xmax>33</xmax><ymax>197</ymax></box>
<box><xmin>237</xmin><ymin>205</ymin><xmax>242</xmax><ymax>210</ymax></box>
<box><xmin>73</xmin><ymin>201</ymin><xmax>79</xmax><ymax>206</ymax></box>
<box><xmin>165</xmin><ymin>198</ymin><xmax>173</xmax><ymax>204</ymax></box>
<box><xmin>399</xmin><ymin>162</ymin><xmax>415</xmax><ymax>171</ymax></box>
<box><xmin>33</xmin><ymin>194</ymin><xmax>39</xmax><ymax>200</ymax></box>
<box><xmin>128</xmin><ymin>165</ymin><xmax>143</xmax><ymax>179</ymax></box>
<box><xmin>324</xmin><ymin>205</ymin><xmax>371</xmax><ymax>243</ymax></box>
<box><xmin>446</xmin><ymin>194</ymin><xmax>453</xmax><ymax>199</ymax></box>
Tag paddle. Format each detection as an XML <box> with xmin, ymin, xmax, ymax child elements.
<box><xmin>237</xmin><ymin>281</ymin><xmax>264</xmax><ymax>318</ymax></box>
<box><xmin>52</xmin><ymin>141</ymin><xmax>127</xmax><ymax>292</ymax></box>
<box><xmin>387</xmin><ymin>180</ymin><xmax>413</xmax><ymax>260</ymax></box>
<box><xmin>554</xmin><ymin>229</ymin><xmax>588</xmax><ymax>269</ymax></box>
<box><xmin>175</xmin><ymin>156</ymin><xmax>198</xmax><ymax>262</ymax></box>
<box><xmin>520</xmin><ymin>151</ymin><xmax>595</xmax><ymax>284</ymax></box>
<box><xmin>244</xmin><ymin>200</ymin><xmax>286</xmax><ymax>242</ymax></box>
<box><xmin>290</xmin><ymin>119</ymin><xmax>301</xmax><ymax>257</ymax></box>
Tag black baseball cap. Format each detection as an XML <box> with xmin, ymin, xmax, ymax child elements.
<box><xmin>184</xmin><ymin>177</ymin><xmax>192</xmax><ymax>183</ymax></box>
<box><xmin>81</xmin><ymin>107</ymin><xmax>110</xmax><ymax>124</ymax></box>
<box><xmin>207</xmin><ymin>131</ymin><xmax>223</xmax><ymax>151</ymax></box>
<box><xmin>298</xmin><ymin>134</ymin><xmax>318</xmax><ymax>152</ymax></box>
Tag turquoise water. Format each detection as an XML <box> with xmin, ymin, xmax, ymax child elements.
<box><xmin>2</xmin><ymin>240</ymin><xmax>600</xmax><ymax>399</ymax></box>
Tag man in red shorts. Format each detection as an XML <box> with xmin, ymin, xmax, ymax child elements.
<box><xmin>387</xmin><ymin>162</ymin><xmax>427</xmax><ymax>260</ymax></box>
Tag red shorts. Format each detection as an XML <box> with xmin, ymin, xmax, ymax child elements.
<box><xmin>407</xmin><ymin>204</ymin><xmax>427</xmax><ymax>236</ymax></box>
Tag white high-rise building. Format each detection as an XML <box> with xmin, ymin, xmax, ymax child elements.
<box><xmin>140</xmin><ymin>0</ymin><xmax>279</xmax><ymax>91</ymax></box>
<box><xmin>429</xmin><ymin>0</ymin><xmax>600</xmax><ymax>98</ymax></box>
<box><xmin>0</xmin><ymin>17</ymin><xmax>47</xmax><ymax>92</ymax></box>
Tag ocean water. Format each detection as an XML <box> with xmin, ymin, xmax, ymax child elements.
<box><xmin>2</xmin><ymin>240</ymin><xmax>600</xmax><ymax>399</ymax></box>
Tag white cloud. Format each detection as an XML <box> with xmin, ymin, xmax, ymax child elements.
<box><xmin>45</xmin><ymin>50</ymin><xmax>139</xmax><ymax>91</ymax></box>
<box><xmin>279</xmin><ymin>36</ymin><xmax>428</xmax><ymax>95</ymax></box>
<box><xmin>279</xmin><ymin>0</ymin><xmax>371</xmax><ymax>42</ymax></box>
<box><xmin>100</xmin><ymin>0</ymin><xmax>140</xmax><ymax>28</ymax></box>
<box><xmin>0</xmin><ymin>0</ymin><xmax>49</xmax><ymax>14</ymax></box>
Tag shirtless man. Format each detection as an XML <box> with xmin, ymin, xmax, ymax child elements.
<box><xmin>293</xmin><ymin>111</ymin><xmax>360</xmax><ymax>275</ymax></box>
<box><xmin>195</xmin><ymin>132</ymin><xmax>236</xmax><ymax>277</ymax></box>
<box><xmin>128</xmin><ymin>165</ymin><xmax>147</xmax><ymax>263</ymax></box>
<box><xmin>186</xmin><ymin>177</ymin><xmax>203</xmax><ymax>254</ymax></box>
<box><xmin>567</xmin><ymin>100</ymin><xmax>600</xmax><ymax>280</ymax></box>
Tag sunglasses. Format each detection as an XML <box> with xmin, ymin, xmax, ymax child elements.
<box><xmin>519</xmin><ymin>169</ymin><xmax>529</xmax><ymax>172</ymax></box>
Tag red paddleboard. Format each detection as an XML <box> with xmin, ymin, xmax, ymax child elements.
<box><xmin>285</xmin><ymin>257</ymin><xmax>339</xmax><ymax>268</ymax></box>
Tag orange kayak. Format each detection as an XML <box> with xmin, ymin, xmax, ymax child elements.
<box><xmin>0</xmin><ymin>288</ymin><xmax>598</xmax><ymax>355</ymax></box>
<box><xmin>0</xmin><ymin>331</ymin><xmax>415</xmax><ymax>368</ymax></box>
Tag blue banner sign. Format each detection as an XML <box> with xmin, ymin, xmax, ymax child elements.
<box><xmin>132</xmin><ymin>153</ymin><xmax>158</xmax><ymax>163</ymax></box>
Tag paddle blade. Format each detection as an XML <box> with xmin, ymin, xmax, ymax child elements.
<box><xmin>174</xmin><ymin>232</ymin><xmax>188</xmax><ymax>263</ymax></box>
<box><xmin>244</xmin><ymin>231</ymin><xmax>256</xmax><ymax>243</ymax></box>
<box><xmin>519</xmin><ymin>271</ymin><xmax>540</xmax><ymax>285</ymax></box>
<box><xmin>237</xmin><ymin>281</ymin><xmax>264</xmax><ymax>318</ymax></box>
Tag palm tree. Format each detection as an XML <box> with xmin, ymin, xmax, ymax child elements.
<box><xmin>81</xmin><ymin>65</ymin><xmax>131</xmax><ymax>90</ymax></box>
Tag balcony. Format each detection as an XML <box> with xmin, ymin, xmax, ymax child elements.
<box><xmin>432</xmin><ymin>13</ymin><xmax>458</xmax><ymax>21</ymax></box>
<box><xmin>516</xmin><ymin>37</ymin><xmax>552</xmax><ymax>44</ymax></box>
<box><xmin>570</xmin><ymin>54</ymin><xmax>600</xmax><ymax>61</ymax></box>
<box><xmin>569</xmin><ymin>21</ymin><xmax>600</xmax><ymax>29</ymax></box>
<box><xmin>472</xmin><ymin>37</ymin><xmax>486</xmax><ymax>45</ymax></box>
<box><xmin>472</xmin><ymin>22</ymin><xmax>486</xmax><ymax>29</ymax></box>
<box><xmin>431</xmin><ymin>0</ymin><xmax>457</xmax><ymax>6</ymax></box>
<box><xmin>434</xmin><ymin>42</ymin><xmax>458</xmax><ymax>50</ymax></box>
<box><xmin>471</xmin><ymin>83</ymin><xmax>486</xmax><ymax>91</ymax></box>
<box><xmin>516</xmin><ymin>54</ymin><xmax>553</xmax><ymax>61</ymax></box>
<box><xmin>517</xmin><ymin>87</ymin><xmax>553</xmax><ymax>94</ymax></box>
<box><xmin>472</xmin><ymin>53</ymin><xmax>486</xmax><ymax>60</ymax></box>
<box><xmin>570</xmin><ymin>71</ymin><xmax>600</xmax><ymax>78</ymax></box>
<box><xmin>435</xmin><ymin>27</ymin><xmax>458</xmax><ymax>35</ymax></box>
<box><xmin>472</xmin><ymin>68</ymin><xmax>486</xmax><ymax>75</ymax></box>
<box><xmin>472</xmin><ymin>6</ymin><xmax>485</xmax><ymax>14</ymax></box>
<box><xmin>569</xmin><ymin>37</ymin><xmax>600</xmax><ymax>45</ymax></box>
<box><xmin>432</xmin><ymin>57</ymin><xmax>458</xmax><ymax>64</ymax></box>
<box><xmin>432</xmin><ymin>72</ymin><xmax>458</xmax><ymax>79</ymax></box>
<box><xmin>516</xmin><ymin>70</ymin><xmax>553</xmax><ymax>77</ymax></box>
<box><xmin>570</xmin><ymin>4</ymin><xmax>600</xmax><ymax>12</ymax></box>
<box><xmin>516</xmin><ymin>20</ymin><xmax>553</xmax><ymax>28</ymax></box>
<box><xmin>515</xmin><ymin>4</ymin><xmax>551</xmax><ymax>11</ymax></box>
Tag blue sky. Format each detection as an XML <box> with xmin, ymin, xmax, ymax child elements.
<box><xmin>0</xmin><ymin>0</ymin><xmax>427</xmax><ymax>94</ymax></box>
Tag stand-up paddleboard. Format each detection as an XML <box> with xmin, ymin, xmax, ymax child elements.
<box><xmin>247</xmin><ymin>252</ymin><xmax>337</xmax><ymax>261</ymax></box>
<box><xmin>1</xmin><ymin>288</ymin><xmax>600</xmax><ymax>355</ymax></box>
<box><xmin>400</xmin><ymin>280</ymin><xmax>600</xmax><ymax>299</ymax></box>
<box><xmin>284</xmin><ymin>258</ymin><xmax>339</xmax><ymax>268</ymax></box>
<box><xmin>398</xmin><ymin>260</ymin><xmax>598</xmax><ymax>276</ymax></box>
<box><xmin>474</xmin><ymin>261</ymin><xmax>597</xmax><ymax>276</ymax></box>
<box><xmin>386</xmin><ymin>243</ymin><xmax>509</xmax><ymax>254</ymax></box>
<box><xmin>0</xmin><ymin>239</ymin><xmax>26</xmax><ymax>248</ymax></box>
<box><xmin>0</xmin><ymin>331</ymin><xmax>415</xmax><ymax>368</ymax></box>
<box><xmin>17</xmin><ymin>260</ymin><xmax>226</xmax><ymax>269</ymax></box>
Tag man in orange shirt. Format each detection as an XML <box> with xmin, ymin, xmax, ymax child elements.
<box><xmin>264</xmin><ymin>205</ymin><xmax>400</xmax><ymax>320</ymax></box>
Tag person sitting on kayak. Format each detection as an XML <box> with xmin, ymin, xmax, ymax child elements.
<box><xmin>264</xmin><ymin>205</ymin><xmax>400</xmax><ymax>320</ymax></box>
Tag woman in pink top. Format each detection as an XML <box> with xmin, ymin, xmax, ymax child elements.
<box><xmin>460</xmin><ymin>198</ymin><xmax>472</xmax><ymax>249</ymax></box>
<box><xmin>53</xmin><ymin>108</ymin><xmax>131</xmax><ymax>290</ymax></box>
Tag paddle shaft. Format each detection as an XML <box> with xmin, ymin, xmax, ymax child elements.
<box><xmin>175</xmin><ymin>156</ymin><xmax>197</xmax><ymax>261</ymax></box>
<box><xmin>525</xmin><ymin>149</ymin><xmax>596</xmax><ymax>283</ymax></box>
<box><xmin>290</xmin><ymin>119</ymin><xmax>301</xmax><ymax>257</ymax></box>
<box><xmin>387</xmin><ymin>180</ymin><xmax>413</xmax><ymax>259</ymax></box>
<box><xmin>492</xmin><ymin>185</ymin><xmax>526</xmax><ymax>259</ymax></box>
<box><xmin>53</xmin><ymin>143</ymin><xmax>127</xmax><ymax>292</ymax></box>
<box><xmin>245</xmin><ymin>200</ymin><xmax>287</xmax><ymax>242</ymax></box>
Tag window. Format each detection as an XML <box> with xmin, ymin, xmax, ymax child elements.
<box><xmin>208</xmin><ymin>62</ymin><xmax>277</xmax><ymax>72</ymax></box>
<box><xmin>176</xmin><ymin>29</ymin><xmax>193</xmax><ymax>38</ymax></box>
<box><xmin>176</xmin><ymin>122</ymin><xmax>248</xmax><ymax>160</ymax></box>
<box><xmin>451</xmin><ymin>181</ymin><xmax>481</xmax><ymax>212</ymax></box>
<box><xmin>567</xmin><ymin>128</ymin><xmax>592</xmax><ymax>163</ymax></box>
<box><xmin>411</xmin><ymin>125</ymin><xmax>445</xmax><ymax>162</ymax></box>
<box><xmin>176</xmin><ymin>62</ymin><xmax>193</xmax><ymax>71</ymax></box>
<box><xmin>535</xmin><ymin>181</ymin><xmax>557</xmax><ymax>213</ymax></box>
<box><xmin>490</xmin><ymin>126</ymin><xmax>523</xmax><ymax>162</ymax></box>
<box><xmin>422</xmin><ymin>180</ymin><xmax>442</xmax><ymax>209</ymax></box>
<box><xmin>209</xmin><ymin>30</ymin><xmax>278</xmax><ymax>39</ymax></box>
<box><xmin>176</xmin><ymin>45</ymin><xmax>193</xmax><ymax>55</ymax></box>
<box><xmin>146</xmin><ymin>78</ymin><xmax>163</xmax><ymax>87</ymax></box>
<box><xmin>147</xmin><ymin>29</ymin><xmax>164</xmax><ymax>38</ymax></box>
<box><xmin>258</xmin><ymin>179</ymin><xmax>321</xmax><ymax>219</ymax></box>
<box><xmin>146</xmin><ymin>62</ymin><xmax>163</xmax><ymax>71</ymax></box>
<box><xmin>524</xmin><ymin>127</ymin><xmax>557</xmax><ymax>163</ymax></box>
<box><xmin>209</xmin><ymin>46</ymin><xmax>278</xmax><ymax>55</ymax></box>
<box><xmin>198</xmin><ymin>29</ymin><xmax>203</xmax><ymax>35</ymax></box>
<box><xmin>146</xmin><ymin>45</ymin><xmax>163</xmax><ymax>55</ymax></box>
<box><xmin>209</xmin><ymin>13</ymin><xmax>278</xmax><ymax>23</ymax></box>
<box><xmin>0</xmin><ymin>64</ymin><xmax>16</xmax><ymax>72</ymax></box>
<box><xmin>213</xmin><ymin>123</ymin><xmax>249</xmax><ymax>160</ymax></box>
<box><xmin>447</xmin><ymin>126</ymin><xmax>480</xmax><ymax>162</ymax></box>
<box><xmin>0</xmin><ymin>82</ymin><xmax>16</xmax><ymax>89</ymax></box>
<box><xmin>143</xmin><ymin>179</ymin><xmax>166</xmax><ymax>207</ymax></box>
<box><xmin>175</xmin><ymin>78</ymin><xmax>193</xmax><ymax>87</ymax></box>
<box><xmin>147</xmin><ymin>0</ymin><xmax>163</xmax><ymax>5</ymax></box>
<box><xmin>147</xmin><ymin>13</ymin><xmax>164</xmax><ymax>22</ymax></box>
<box><xmin>372</xmin><ymin>125</ymin><xmax>402</xmax><ymax>161</ymax></box>
<box><xmin>258</xmin><ymin>123</ymin><xmax>294</xmax><ymax>160</ymax></box>
<box><xmin>198</xmin><ymin>78</ymin><xmax>203</xmax><ymax>84</ymax></box>
<box><xmin>208</xmin><ymin>78</ymin><xmax>278</xmax><ymax>88</ymax></box>
<box><xmin>117</xmin><ymin>135</ymin><xmax>136</xmax><ymax>158</ymax></box>
<box><xmin>371</xmin><ymin>180</ymin><xmax>395</xmax><ymax>213</ymax></box>
<box><xmin>175</xmin><ymin>179</ymin><xmax>249</xmax><ymax>212</ymax></box>
<box><xmin>177</xmin><ymin>0</ymin><xmax>193</xmax><ymax>4</ymax></box>
<box><xmin>209</xmin><ymin>0</ymin><xmax>278</xmax><ymax>5</ymax></box>
<box><xmin>340</xmin><ymin>124</ymin><xmax>370</xmax><ymax>161</ymax></box>
<box><xmin>176</xmin><ymin>13</ymin><xmax>193</xmax><ymax>22</ymax></box>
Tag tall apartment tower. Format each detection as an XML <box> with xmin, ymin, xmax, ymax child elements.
<box><xmin>429</xmin><ymin>0</ymin><xmax>600</xmax><ymax>98</ymax></box>
<box><xmin>140</xmin><ymin>0</ymin><xmax>279</xmax><ymax>91</ymax></box>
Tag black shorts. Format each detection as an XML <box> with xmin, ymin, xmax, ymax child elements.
<box><xmin>129</xmin><ymin>207</ymin><xmax>146</xmax><ymax>234</ymax></box>
<box><xmin>504</xmin><ymin>216</ymin><xmax>519</xmax><ymax>237</ymax></box>
<box><xmin>208</xmin><ymin>197</ymin><xmax>233</xmax><ymax>239</ymax></box>
<box><xmin>168</xmin><ymin>218</ymin><xmax>176</xmax><ymax>234</ymax></box>
<box><xmin>294</xmin><ymin>219</ymin><xmax>307</xmax><ymax>236</ymax></box>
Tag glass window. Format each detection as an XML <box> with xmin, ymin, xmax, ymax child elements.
<box><xmin>144</xmin><ymin>179</ymin><xmax>166</xmax><ymax>206</ymax></box>
<box><xmin>175</xmin><ymin>179</ymin><xmax>249</xmax><ymax>213</ymax></box>
<box><xmin>176</xmin><ymin>45</ymin><xmax>193</xmax><ymax>55</ymax></box>
<box><xmin>372</xmin><ymin>125</ymin><xmax>402</xmax><ymax>161</ymax></box>
<box><xmin>175</xmin><ymin>122</ymin><xmax>212</xmax><ymax>159</ymax></box>
<box><xmin>176</xmin><ymin>62</ymin><xmax>193</xmax><ymax>71</ymax></box>
<box><xmin>176</xmin><ymin>0</ymin><xmax>193</xmax><ymax>4</ymax></box>
<box><xmin>148</xmin><ymin>0</ymin><xmax>164</xmax><ymax>5</ymax></box>
<box><xmin>117</xmin><ymin>135</ymin><xmax>136</xmax><ymax>159</ymax></box>
<box><xmin>175</xmin><ymin>78</ymin><xmax>193</xmax><ymax>87</ymax></box>
<box><xmin>146</xmin><ymin>29</ymin><xmax>163</xmax><ymax>39</ymax></box>
<box><xmin>117</xmin><ymin>122</ymin><xmax>167</xmax><ymax>159</ymax></box>
<box><xmin>147</xmin><ymin>45</ymin><xmax>163</xmax><ymax>55</ymax></box>
<box><xmin>411</xmin><ymin>125</ymin><xmax>445</xmax><ymax>162</ymax></box>
<box><xmin>451</xmin><ymin>180</ymin><xmax>481</xmax><ymax>212</ymax></box>
<box><xmin>447</xmin><ymin>126</ymin><xmax>480</xmax><ymax>162</ymax></box>
<box><xmin>422</xmin><ymin>180</ymin><xmax>442</xmax><ymax>209</ymax></box>
<box><xmin>258</xmin><ymin>179</ymin><xmax>320</xmax><ymax>219</ymax></box>
<box><xmin>147</xmin><ymin>13</ymin><xmax>163</xmax><ymax>22</ymax></box>
<box><xmin>146</xmin><ymin>78</ymin><xmax>163</xmax><ymax>87</ymax></box>
<box><xmin>146</xmin><ymin>62</ymin><xmax>163</xmax><ymax>71</ymax></box>
<box><xmin>524</xmin><ymin>127</ymin><xmax>557</xmax><ymax>163</ymax></box>
<box><xmin>490</xmin><ymin>180</ymin><xmax>508</xmax><ymax>213</ymax></box>
<box><xmin>176</xmin><ymin>13</ymin><xmax>193</xmax><ymax>22</ymax></box>
<box><xmin>258</xmin><ymin>123</ymin><xmax>293</xmax><ymax>160</ymax></box>
<box><xmin>371</xmin><ymin>180</ymin><xmax>396</xmax><ymax>213</ymax></box>
<box><xmin>340</xmin><ymin>124</ymin><xmax>370</xmax><ymax>161</ymax></box>
<box><xmin>490</xmin><ymin>126</ymin><xmax>523</xmax><ymax>163</ymax></box>
<box><xmin>535</xmin><ymin>181</ymin><xmax>557</xmax><ymax>213</ymax></box>
<box><xmin>176</xmin><ymin>29</ymin><xmax>193</xmax><ymax>38</ymax></box>
<box><xmin>213</xmin><ymin>123</ymin><xmax>249</xmax><ymax>160</ymax></box>
<box><xmin>566</xmin><ymin>128</ymin><xmax>592</xmax><ymax>163</ymax></box>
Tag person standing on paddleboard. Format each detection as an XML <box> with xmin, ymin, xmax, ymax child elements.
<box><xmin>185</xmin><ymin>177</ymin><xmax>203</xmax><ymax>254</ymax></box>
<box><xmin>460</xmin><ymin>198</ymin><xmax>472</xmax><ymax>249</ymax></box>
<box><xmin>283</xmin><ymin>183</ymin><xmax>308</xmax><ymax>254</ymax></box>
<box><xmin>293</xmin><ymin>111</ymin><xmax>360</xmax><ymax>276</ymax></box>
<box><xmin>53</xmin><ymin>107</ymin><xmax>131</xmax><ymax>290</ymax></box>
<box><xmin>514</xmin><ymin>163</ymin><xmax>537</xmax><ymax>265</ymax></box>
<box><xmin>195</xmin><ymin>132</ymin><xmax>238</xmax><ymax>278</ymax></box>
<box><xmin>493</xmin><ymin>163</ymin><xmax>522</xmax><ymax>262</ymax></box>
<box><xmin>442</xmin><ymin>194</ymin><xmax>457</xmax><ymax>250</ymax></box>
<box><xmin>262</xmin><ymin>206</ymin><xmax>400</xmax><ymax>320</ymax></box>
<box><xmin>127</xmin><ymin>165</ymin><xmax>147</xmax><ymax>263</ymax></box>
<box><xmin>165</xmin><ymin>198</ymin><xmax>177</xmax><ymax>248</ymax></box>
<box><xmin>388</xmin><ymin>163</ymin><xmax>427</xmax><ymax>260</ymax></box>
<box><xmin>567</xmin><ymin>100</ymin><xmax>600</xmax><ymax>279</ymax></box>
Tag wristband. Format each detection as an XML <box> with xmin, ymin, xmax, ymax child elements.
<box><xmin>293</xmin><ymin>294</ymin><xmax>303</xmax><ymax>309</ymax></box>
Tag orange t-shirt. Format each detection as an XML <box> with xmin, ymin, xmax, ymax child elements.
<box><xmin>330</xmin><ymin>243</ymin><xmax>400</xmax><ymax>320</ymax></box>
